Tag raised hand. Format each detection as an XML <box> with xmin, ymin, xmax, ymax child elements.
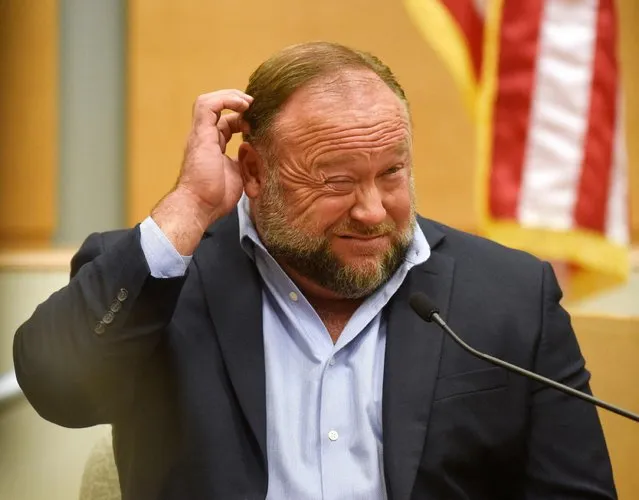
<box><xmin>152</xmin><ymin>90</ymin><xmax>253</xmax><ymax>254</ymax></box>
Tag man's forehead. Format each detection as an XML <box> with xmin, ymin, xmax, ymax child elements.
<box><xmin>314</xmin><ymin>141</ymin><xmax>411</xmax><ymax>165</ymax></box>
<box><xmin>274</xmin><ymin>93</ymin><xmax>410</xmax><ymax>143</ymax></box>
<box><xmin>279</xmin><ymin>70</ymin><xmax>409</xmax><ymax>122</ymax></box>
<box><xmin>310</xmin><ymin>141</ymin><xmax>410</xmax><ymax>170</ymax></box>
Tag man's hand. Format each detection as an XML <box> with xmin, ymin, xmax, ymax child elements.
<box><xmin>151</xmin><ymin>90</ymin><xmax>253</xmax><ymax>255</ymax></box>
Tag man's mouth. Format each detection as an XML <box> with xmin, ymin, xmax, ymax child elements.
<box><xmin>338</xmin><ymin>234</ymin><xmax>388</xmax><ymax>240</ymax></box>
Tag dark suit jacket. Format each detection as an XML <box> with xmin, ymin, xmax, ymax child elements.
<box><xmin>13</xmin><ymin>212</ymin><xmax>616</xmax><ymax>499</ymax></box>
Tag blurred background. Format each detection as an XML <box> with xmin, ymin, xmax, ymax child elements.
<box><xmin>0</xmin><ymin>0</ymin><xmax>637</xmax><ymax>498</ymax></box>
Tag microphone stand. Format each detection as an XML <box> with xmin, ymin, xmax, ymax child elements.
<box><xmin>410</xmin><ymin>292</ymin><xmax>639</xmax><ymax>423</ymax></box>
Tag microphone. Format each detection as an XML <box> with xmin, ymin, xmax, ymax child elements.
<box><xmin>409</xmin><ymin>292</ymin><xmax>639</xmax><ymax>423</ymax></box>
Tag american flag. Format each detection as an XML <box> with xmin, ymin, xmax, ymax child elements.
<box><xmin>405</xmin><ymin>0</ymin><xmax>630</xmax><ymax>278</ymax></box>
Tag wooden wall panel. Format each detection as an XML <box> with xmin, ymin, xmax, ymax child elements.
<box><xmin>620</xmin><ymin>0</ymin><xmax>639</xmax><ymax>242</ymax></box>
<box><xmin>0</xmin><ymin>1</ymin><xmax>58</xmax><ymax>248</ymax></box>
<box><xmin>127</xmin><ymin>0</ymin><xmax>639</xmax><ymax>240</ymax></box>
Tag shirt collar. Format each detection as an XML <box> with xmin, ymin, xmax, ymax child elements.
<box><xmin>236</xmin><ymin>193</ymin><xmax>430</xmax><ymax>268</ymax></box>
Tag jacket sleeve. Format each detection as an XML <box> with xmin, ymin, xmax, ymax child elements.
<box><xmin>523</xmin><ymin>262</ymin><xmax>617</xmax><ymax>499</ymax></box>
<box><xmin>13</xmin><ymin>226</ymin><xmax>187</xmax><ymax>428</ymax></box>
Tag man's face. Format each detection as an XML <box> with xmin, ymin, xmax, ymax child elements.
<box><xmin>252</xmin><ymin>69</ymin><xmax>416</xmax><ymax>299</ymax></box>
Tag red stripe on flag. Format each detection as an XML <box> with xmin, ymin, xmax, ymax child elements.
<box><xmin>573</xmin><ymin>0</ymin><xmax>618</xmax><ymax>233</ymax></box>
<box><xmin>488</xmin><ymin>0</ymin><xmax>545</xmax><ymax>220</ymax></box>
<box><xmin>442</xmin><ymin>0</ymin><xmax>484</xmax><ymax>80</ymax></box>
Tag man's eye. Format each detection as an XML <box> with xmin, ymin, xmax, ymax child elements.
<box><xmin>383</xmin><ymin>165</ymin><xmax>403</xmax><ymax>176</ymax></box>
<box><xmin>325</xmin><ymin>178</ymin><xmax>354</xmax><ymax>191</ymax></box>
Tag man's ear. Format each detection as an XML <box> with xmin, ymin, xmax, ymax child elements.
<box><xmin>238</xmin><ymin>142</ymin><xmax>264</xmax><ymax>198</ymax></box>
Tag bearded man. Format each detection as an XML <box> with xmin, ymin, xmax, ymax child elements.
<box><xmin>14</xmin><ymin>42</ymin><xmax>615</xmax><ymax>499</ymax></box>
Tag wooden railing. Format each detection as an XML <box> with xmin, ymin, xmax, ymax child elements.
<box><xmin>572</xmin><ymin>314</ymin><xmax>639</xmax><ymax>500</ymax></box>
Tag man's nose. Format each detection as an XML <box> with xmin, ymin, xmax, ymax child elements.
<box><xmin>350</xmin><ymin>186</ymin><xmax>387</xmax><ymax>226</ymax></box>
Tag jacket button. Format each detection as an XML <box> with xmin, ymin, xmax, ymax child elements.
<box><xmin>110</xmin><ymin>300</ymin><xmax>122</xmax><ymax>313</ymax></box>
<box><xmin>117</xmin><ymin>288</ymin><xmax>128</xmax><ymax>302</ymax></box>
<box><xmin>102</xmin><ymin>311</ymin><xmax>115</xmax><ymax>325</ymax></box>
<box><xmin>94</xmin><ymin>322</ymin><xmax>106</xmax><ymax>335</ymax></box>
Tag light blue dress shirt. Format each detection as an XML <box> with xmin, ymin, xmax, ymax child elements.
<box><xmin>139</xmin><ymin>196</ymin><xmax>430</xmax><ymax>499</ymax></box>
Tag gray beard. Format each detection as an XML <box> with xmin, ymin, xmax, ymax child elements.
<box><xmin>264</xmin><ymin>231</ymin><xmax>412</xmax><ymax>299</ymax></box>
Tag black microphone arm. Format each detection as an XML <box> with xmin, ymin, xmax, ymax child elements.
<box><xmin>409</xmin><ymin>292</ymin><xmax>639</xmax><ymax>423</ymax></box>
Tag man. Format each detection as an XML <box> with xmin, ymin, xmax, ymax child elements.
<box><xmin>14</xmin><ymin>42</ymin><xmax>615</xmax><ymax>499</ymax></box>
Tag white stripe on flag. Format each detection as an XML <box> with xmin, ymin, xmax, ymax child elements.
<box><xmin>517</xmin><ymin>0</ymin><xmax>599</xmax><ymax>231</ymax></box>
<box><xmin>605</xmin><ymin>91</ymin><xmax>630</xmax><ymax>245</ymax></box>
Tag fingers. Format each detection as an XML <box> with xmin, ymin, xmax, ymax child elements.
<box><xmin>190</xmin><ymin>90</ymin><xmax>253</xmax><ymax>153</ymax></box>
<box><xmin>192</xmin><ymin>89</ymin><xmax>253</xmax><ymax>126</ymax></box>
<box><xmin>217</xmin><ymin>112</ymin><xmax>246</xmax><ymax>144</ymax></box>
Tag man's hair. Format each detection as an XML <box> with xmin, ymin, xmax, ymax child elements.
<box><xmin>242</xmin><ymin>41</ymin><xmax>408</xmax><ymax>151</ymax></box>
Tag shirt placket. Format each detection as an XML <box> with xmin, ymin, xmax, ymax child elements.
<box><xmin>319</xmin><ymin>347</ymin><xmax>352</xmax><ymax>499</ymax></box>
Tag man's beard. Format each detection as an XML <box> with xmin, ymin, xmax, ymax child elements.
<box><xmin>254</xmin><ymin>168</ymin><xmax>416</xmax><ymax>299</ymax></box>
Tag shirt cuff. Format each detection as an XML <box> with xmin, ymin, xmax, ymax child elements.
<box><xmin>140</xmin><ymin>216</ymin><xmax>192</xmax><ymax>278</ymax></box>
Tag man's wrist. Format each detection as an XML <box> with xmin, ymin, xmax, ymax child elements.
<box><xmin>140</xmin><ymin>217</ymin><xmax>192</xmax><ymax>278</ymax></box>
<box><xmin>150</xmin><ymin>188</ymin><xmax>218</xmax><ymax>255</ymax></box>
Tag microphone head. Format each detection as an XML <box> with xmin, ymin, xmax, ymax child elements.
<box><xmin>409</xmin><ymin>292</ymin><xmax>440</xmax><ymax>322</ymax></box>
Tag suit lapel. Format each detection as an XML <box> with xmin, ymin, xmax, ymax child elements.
<box><xmin>193</xmin><ymin>211</ymin><xmax>267</xmax><ymax>467</ymax></box>
<box><xmin>383</xmin><ymin>220</ymin><xmax>455</xmax><ymax>500</ymax></box>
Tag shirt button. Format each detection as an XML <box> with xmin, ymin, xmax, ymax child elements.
<box><xmin>328</xmin><ymin>358</ymin><xmax>336</xmax><ymax>366</ymax></box>
<box><xmin>94</xmin><ymin>322</ymin><xmax>106</xmax><ymax>335</ymax></box>
<box><xmin>110</xmin><ymin>300</ymin><xmax>122</xmax><ymax>313</ymax></box>
<box><xmin>102</xmin><ymin>311</ymin><xmax>115</xmax><ymax>325</ymax></box>
<box><xmin>328</xmin><ymin>430</ymin><xmax>339</xmax><ymax>441</ymax></box>
<box><xmin>117</xmin><ymin>288</ymin><xmax>128</xmax><ymax>302</ymax></box>
<box><xmin>288</xmin><ymin>291</ymin><xmax>298</xmax><ymax>302</ymax></box>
